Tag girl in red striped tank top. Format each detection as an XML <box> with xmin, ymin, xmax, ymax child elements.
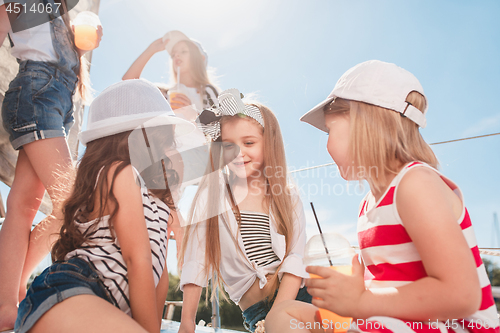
<box><xmin>265</xmin><ymin>60</ymin><xmax>499</xmax><ymax>333</ymax></box>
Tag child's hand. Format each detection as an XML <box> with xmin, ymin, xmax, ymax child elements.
<box><xmin>170</xmin><ymin>93</ymin><xmax>193</xmax><ymax>110</ymax></box>
<box><xmin>148</xmin><ymin>37</ymin><xmax>169</xmax><ymax>54</ymax></box>
<box><xmin>305</xmin><ymin>254</ymin><xmax>366</xmax><ymax>318</ymax></box>
<box><xmin>171</xmin><ymin>95</ymin><xmax>198</xmax><ymax>122</ymax></box>
<box><xmin>95</xmin><ymin>25</ymin><xmax>103</xmax><ymax>48</ymax></box>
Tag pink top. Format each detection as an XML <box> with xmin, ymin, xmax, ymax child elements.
<box><xmin>357</xmin><ymin>162</ymin><xmax>499</xmax><ymax>333</ymax></box>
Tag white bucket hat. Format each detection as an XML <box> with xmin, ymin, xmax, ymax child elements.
<box><xmin>79</xmin><ymin>79</ymin><xmax>195</xmax><ymax>145</ymax></box>
<box><xmin>162</xmin><ymin>30</ymin><xmax>208</xmax><ymax>67</ymax></box>
<box><xmin>300</xmin><ymin>60</ymin><xmax>428</xmax><ymax>132</ymax></box>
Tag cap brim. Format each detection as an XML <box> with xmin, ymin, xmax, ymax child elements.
<box><xmin>79</xmin><ymin>112</ymin><xmax>195</xmax><ymax>146</ymax></box>
<box><xmin>300</xmin><ymin>96</ymin><xmax>335</xmax><ymax>133</ymax></box>
<box><xmin>163</xmin><ymin>30</ymin><xmax>190</xmax><ymax>55</ymax></box>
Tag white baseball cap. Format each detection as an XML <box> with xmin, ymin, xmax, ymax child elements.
<box><xmin>162</xmin><ymin>30</ymin><xmax>208</xmax><ymax>67</ymax></box>
<box><xmin>300</xmin><ymin>60</ymin><xmax>428</xmax><ymax>132</ymax></box>
<box><xmin>79</xmin><ymin>79</ymin><xmax>195</xmax><ymax>145</ymax></box>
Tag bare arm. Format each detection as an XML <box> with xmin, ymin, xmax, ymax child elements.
<box><xmin>0</xmin><ymin>4</ymin><xmax>11</xmax><ymax>45</ymax></box>
<box><xmin>272</xmin><ymin>273</ymin><xmax>302</xmax><ymax>306</ymax></box>
<box><xmin>154</xmin><ymin>212</ymin><xmax>180</xmax><ymax>323</ymax></box>
<box><xmin>178</xmin><ymin>283</ymin><xmax>202</xmax><ymax>333</ymax></box>
<box><xmin>122</xmin><ymin>37</ymin><xmax>168</xmax><ymax>80</ymax></box>
<box><xmin>169</xmin><ymin>209</ymin><xmax>184</xmax><ymax>260</ymax></box>
<box><xmin>113</xmin><ymin>165</ymin><xmax>160</xmax><ymax>333</ymax></box>
<box><xmin>155</xmin><ymin>257</ymin><xmax>169</xmax><ymax>323</ymax></box>
<box><xmin>307</xmin><ymin>168</ymin><xmax>481</xmax><ymax>321</ymax></box>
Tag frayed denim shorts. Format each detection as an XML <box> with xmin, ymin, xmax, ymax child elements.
<box><xmin>1</xmin><ymin>61</ymin><xmax>77</xmax><ymax>150</ymax></box>
<box><xmin>15</xmin><ymin>257</ymin><xmax>115</xmax><ymax>333</ymax></box>
<box><xmin>242</xmin><ymin>286</ymin><xmax>312</xmax><ymax>332</ymax></box>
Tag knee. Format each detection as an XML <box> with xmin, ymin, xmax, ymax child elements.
<box><xmin>265</xmin><ymin>300</ymin><xmax>297</xmax><ymax>330</ymax></box>
<box><xmin>268</xmin><ymin>299</ymin><xmax>296</xmax><ymax>317</ymax></box>
<box><xmin>266</xmin><ymin>300</ymin><xmax>318</xmax><ymax>332</ymax></box>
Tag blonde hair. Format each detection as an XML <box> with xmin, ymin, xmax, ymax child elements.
<box><xmin>169</xmin><ymin>40</ymin><xmax>217</xmax><ymax>94</ymax></box>
<box><xmin>324</xmin><ymin>91</ymin><xmax>438</xmax><ymax>192</ymax></box>
<box><xmin>60</xmin><ymin>2</ymin><xmax>92</xmax><ymax>103</ymax></box>
<box><xmin>180</xmin><ymin>103</ymin><xmax>296</xmax><ymax>302</ymax></box>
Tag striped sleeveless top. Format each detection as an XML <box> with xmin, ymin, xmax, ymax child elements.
<box><xmin>356</xmin><ymin>162</ymin><xmax>499</xmax><ymax>333</ymax></box>
<box><xmin>240</xmin><ymin>211</ymin><xmax>280</xmax><ymax>268</ymax></box>
<box><xmin>65</xmin><ymin>169</ymin><xmax>170</xmax><ymax>315</ymax></box>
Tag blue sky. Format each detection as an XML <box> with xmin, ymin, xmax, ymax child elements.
<box><xmin>2</xmin><ymin>0</ymin><xmax>500</xmax><ymax>274</ymax></box>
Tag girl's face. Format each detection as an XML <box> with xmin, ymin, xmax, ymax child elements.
<box><xmin>325</xmin><ymin>112</ymin><xmax>353</xmax><ymax>180</ymax></box>
<box><xmin>171</xmin><ymin>41</ymin><xmax>191</xmax><ymax>75</ymax></box>
<box><xmin>221</xmin><ymin>117</ymin><xmax>265</xmax><ymax>180</ymax></box>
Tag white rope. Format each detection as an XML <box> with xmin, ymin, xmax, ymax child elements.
<box><xmin>290</xmin><ymin>132</ymin><xmax>500</xmax><ymax>174</ymax></box>
<box><xmin>480</xmin><ymin>249</ymin><xmax>500</xmax><ymax>257</ymax></box>
<box><xmin>290</xmin><ymin>162</ymin><xmax>336</xmax><ymax>174</ymax></box>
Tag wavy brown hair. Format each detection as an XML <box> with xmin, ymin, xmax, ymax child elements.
<box><xmin>180</xmin><ymin>103</ymin><xmax>297</xmax><ymax>302</ymax></box>
<box><xmin>52</xmin><ymin>127</ymin><xmax>178</xmax><ymax>261</ymax></box>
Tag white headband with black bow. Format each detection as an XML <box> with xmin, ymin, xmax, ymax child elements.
<box><xmin>198</xmin><ymin>88</ymin><xmax>264</xmax><ymax>141</ymax></box>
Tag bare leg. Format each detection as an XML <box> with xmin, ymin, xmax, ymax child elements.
<box><xmin>265</xmin><ymin>300</ymin><xmax>327</xmax><ymax>333</ymax></box>
<box><xmin>30</xmin><ymin>294</ymin><xmax>148</xmax><ymax>333</ymax></box>
<box><xmin>0</xmin><ymin>150</ymin><xmax>46</xmax><ymax>331</ymax></box>
<box><xmin>0</xmin><ymin>137</ymin><xmax>72</xmax><ymax>331</ymax></box>
<box><xmin>19</xmin><ymin>137</ymin><xmax>73</xmax><ymax>294</ymax></box>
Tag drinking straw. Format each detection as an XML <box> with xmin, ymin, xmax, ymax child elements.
<box><xmin>177</xmin><ymin>66</ymin><xmax>180</xmax><ymax>91</ymax></box>
<box><xmin>310</xmin><ymin>202</ymin><xmax>333</xmax><ymax>266</ymax></box>
<box><xmin>141</xmin><ymin>126</ymin><xmax>168</xmax><ymax>189</ymax></box>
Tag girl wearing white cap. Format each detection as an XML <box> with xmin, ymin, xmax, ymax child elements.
<box><xmin>123</xmin><ymin>30</ymin><xmax>219</xmax><ymax>119</ymax></box>
<box><xmin>178</xmin><ymin>89</ymin><xmax>312</xmax><ymax>333</ymax></box>
<box><xmin>0</xmin><ymin>2</ymin><xmax>102</xmax><ymax>330</ymax></box>
<box><xmin>265</xmin><ymin>60</ymin><xmax>499</xmax><ymax>333</ymax></box>
<box><xmin>14</xmin><ymin>79</ymin><xmax>194</xmax><ymax>333</ymax></box>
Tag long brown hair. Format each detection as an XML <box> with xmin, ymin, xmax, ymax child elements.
<box><xmin>180</xmin><ymin>104</ymin><xmax>297</xmax><ymax>301</ymax></box>
<box><xmin>324</xmin><ymin>91</ymin><xmax>438</xmax><ymax>192</ymax></box>
<box><xmin>52</xmin><ymin>128</ymin><xmax>178</xmax><ymax>261</ymax></box>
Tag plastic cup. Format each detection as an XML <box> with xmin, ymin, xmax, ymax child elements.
<box><xmin>168</xmin><ymin>90</ymin><xmax>188</xmax><ymax>110</ymax></box>
<box><xmin>304</xmin><ymin>232</ymin><xmax>356</xmax><ymax>333</ymax></box>
<box><xmin>72</xmin><ymin>11</ymin><xmax>100</xmax><ymax>51</ymax></box>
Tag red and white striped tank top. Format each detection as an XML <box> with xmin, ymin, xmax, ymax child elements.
<box><xmin>356</xmin><ymin>162</ymin><xmax>499</xmax><ymax>333</ymax></box>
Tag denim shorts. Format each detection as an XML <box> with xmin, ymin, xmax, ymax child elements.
<box><xmin>1</xmin><ymin>61</ymin><xmax>77</xmax><ymax>150</ymax></box>
<box><xmin>242</xmin><ymin>286</ymin><xmax>312</xmax><ymax>333</ymax></box>
<box><xmin>15</xmin><ymin>257</ymin><xmax>115</xmax><ymax>333</ymax></box>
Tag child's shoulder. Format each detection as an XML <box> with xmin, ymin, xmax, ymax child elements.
<box><xmin>107</xmin><ymin>161</ymin><xmax>131</xmax><ymax>175</ymax></box>
<box><xmin>396</xmin><ymin>162</ymin><xmax>463</xmax><ymax>217</ymax></box>
<box><xmin>400</xmin><ymin>162</ymin><xmax>441</xmax><ymax>182</ymax></box>
<box><xmin>107</xmin><ymin>163</ymin><xmax>139</xmax><ymax>188</ymax></box>
<box><xmin>398</xmin><ymin>163</ymin><xmax>446</xmax><ymax>194</ymax></box>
